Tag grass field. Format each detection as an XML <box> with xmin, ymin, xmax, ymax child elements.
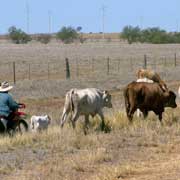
<box><xmin>0</xmin><ymin>41</ymin><xmax>180</xmax><ymax>179</ymax></box>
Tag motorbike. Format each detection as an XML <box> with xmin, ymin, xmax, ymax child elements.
<box><xmin>0</xmin><ymin>103</ymin><xmax>29</xmax><ymax>136</ymax></box>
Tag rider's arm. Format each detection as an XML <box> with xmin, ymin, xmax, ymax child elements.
<box><xmin>7</xmin><ymin>94</ymin><xmax>19</xmax><ymax>111</ymax></box>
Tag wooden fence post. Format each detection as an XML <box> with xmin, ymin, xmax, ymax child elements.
<box><xmin>107</xmin><ymin>57</ymin><xmax>110</xmax><ymax>75</ymax></box>
<box><xmin>118</xmin><ymin>59</ymin><xmax>120</xmax><ymax>72</ymax></box>
<box><xmin>174</xmin><ymin>53</ymin><xmax>177</xmax><ymax>67</ymax></box>
<box><xmin>47</xmin><ymin>63</ymin><xmax>50</xmax><ymax>79</ymax></box>
<box><xmin>143</xmin><ymin>54</ymin><xmax>147</xmax><ymax>69</ymax></box>
<box><xmin>154</xmin><ymin>58</ymin><xmax>156</xmax><ymax>70</ymax></box>
<box><xmin>28</xmin><ymin>63</ymin><xmax>31</xmax><ymax>80</ymax></box>
<box><xmin>130</xmin><ymin>58</ymin><xmax>133</xmax><ymax>71</ymax></box>
<box><xmin>13</xmin><ymin>62</ymin><xmax>16</xmax><ymax>84</ymax></box>
<box><xmin>65</xmin><ymin>58</ymin><xmax>70</xmax><ymax>79</ymax></box>
<box><xmin>76</xmin><ymin>58</ymin><xmax>79</xmax><ymax>78</ymax></box>
<box><xmin>92</xmin><ymin>58</ymin><xmax>94</xmax><ymax>72</ymax></box>
<box><xmin>164</xmin><ymin>56</ymin><xmax>167</xmax><ymax>67</ymax></box>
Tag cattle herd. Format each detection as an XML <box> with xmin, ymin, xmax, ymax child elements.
<box><xmin>30</xmin><ymin>68</ymin><xmax>178</xmax><ymax>134</ymax></box>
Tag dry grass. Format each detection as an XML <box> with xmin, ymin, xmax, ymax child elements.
<box><xmin>1</xmin><ymin>106</ymin><xmax>180</xmax><ymax>180</ymax></box>
<box><xmin>0</xmin><ymin>41</ymin><xmax>179</xmax><ymax>179</ymax></box>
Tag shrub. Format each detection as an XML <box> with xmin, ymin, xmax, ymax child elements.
<box><xmin>56</xmin><ymin>26</ymin><xmax>78</xmax><ymax>44</ymax></box>
<box><xmin>121</xmin><ymin>26</ymin><xmax>141</xmax><ymax>44</ymax></box>
<box><xmin>121</xmin><ymin>25</ymin><xmax>180</xmax><ymax>44</ymax></box>
<box><xmin>36</xmin><ymin>34</ymin><xmax>51</xmax><ymax>44</ymax></box>
<box><xmin>8</xmin><ymin>26</ymin><xmax>31</xmax><ymax>44</ymax></box>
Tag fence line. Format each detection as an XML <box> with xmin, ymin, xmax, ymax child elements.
<box><xmin>0</xmin><ymin>54</ymin><xmax>179</xmax><ymax>83</ymax></box>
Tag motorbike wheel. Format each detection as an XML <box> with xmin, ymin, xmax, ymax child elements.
<box><xmin>17</xmin><ymin>119</ymin><xmax>29</xmax><ymax>134</ymax></box>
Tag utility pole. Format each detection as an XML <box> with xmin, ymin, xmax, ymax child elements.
<box><xmin>140</xmin><ymin>16</ymin><xmax>143</xmax><ymax>29</ymax></box>
<box><xmin>176</xmin><ymin>19</ymin><xmax>179</xmax><ymax>32</ymax></box>
<box><xmin>48</xmin><ymin>10</ymin><xmax>52</xmax><ymax>34</ymax></box>
<box><xmin>101</xmin><ymin>5</ymin><xmax>106</xmax><ymax>39</ymax></box>
<box><xmin>26</xmin><ymin>1</ymin><xmax>30</xmax><ymax>33</ymax></box>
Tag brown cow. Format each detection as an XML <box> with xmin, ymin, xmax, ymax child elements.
<box><xmin>124</xmin><ymin>81</ymin><xmax>177</xmax><ymax>122</ymax></box>
<box><xmin>137</xmin><ymin>69</ymin><xmax>168</xmax><ymax>91</ymax></box>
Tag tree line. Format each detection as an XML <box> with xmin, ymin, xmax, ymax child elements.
<box><xmin>8</xmin><ymin>26</ymin><xmax>83</xmax><ymax>44</ymax></box>
<box><xmin>121</xmin><ymin>25</ymin><xmax>180</xmax><ymax>44</ymax></box>
<box><xmin>6</xmin><ymin>25</ymin><xmax>180</xmax><ymax>44</ymax></box>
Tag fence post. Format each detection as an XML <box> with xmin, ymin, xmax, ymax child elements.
<box><xmin>174</xmin><ymin>53</ymin><xmax>177</xmax><ymax>67</ymax></box>
<box><xmin>143</xmin><ymin>54</ymin><xmax>147</xmax><ymax>69</ymax></box>
<box><xmin>28</xmin><ymin>63</ymin><xmax>31</xmax><ymax>80</ymax></box>
<box><xmin>164</xmin><ymin>56</ymin><xmax>167</xmax><ymax>67</ymax></box>
<box><xmin>47</xmin><ymin>63</ymin><xmax>50</xmax><ymax>79</ymax></box>
<box><xmin>154</xmin><ymin>58</ymin><xmax>156</xmax><ymax>70</ymax></box>
<box><xmin>107</xmin><ymin>57</ymin><xmax>110</xmax><ymax>75</ymax></box>
<box><xmin>92</xmin><ymin>58</ymin><xmax>94</xmax><ymax>72</ymax></box>
<box><xmin>65</xmin><ymin>58</ymin><xmax>70</xmax><ymax>79</ymax></box>
<box><xmin>130</xmin><ymin>58</ymin><xmax>133</xmax><ymax>71</ymax></box>
<box><xmin>118</xmin><ymin>59</ymin><xmax>120</xmax><ymax>72</ymax></box>
<box><xmin>13</xmin><ymin>62</ymin><xmax>16</xmax><ymax>84</ymax></box>
<box><xmin>76</xmin><ymin>58</ymin><xmax>79</xmax><ymax>78</ymax></box>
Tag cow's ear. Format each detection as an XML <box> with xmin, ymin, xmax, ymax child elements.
<box><xmin>104</xmin><ymin>90</ymin><xmax>108</xmax><ymax>94</ymax></box>
<box><xmin>169</xmin><ymin>91</ymin><xmax>176</xmax><ymax>97</ymax></box>
<box><xmin>47</xmin><ymin>115</ymin><xmax>51</xmax><ymax>121</ymax></box>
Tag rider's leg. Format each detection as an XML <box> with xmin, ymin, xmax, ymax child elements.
<box><xmin>0</xmin><ymin>118</ymin><xmax>7</xmax><ymax>131</ymax></box>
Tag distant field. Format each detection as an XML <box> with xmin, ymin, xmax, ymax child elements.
<box><xmin>0</xmin><ymin>41</ymin><xmax>180</xmax><ymax>179</ymax></box>
<box><xmin>0</xmin><ymin>41</ymin><xmax>179</xmax><ymax>97</ymax></box>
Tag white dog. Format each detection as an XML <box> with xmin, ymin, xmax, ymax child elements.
<box><xmin>30</xmin><ymin>115</ymin><xmax>51</xmax><ymax>132</ymax></box>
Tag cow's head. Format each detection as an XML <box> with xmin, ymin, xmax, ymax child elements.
<box><xmin>45</xmin><ymin>115</ymin><xmax>51</xmax><ymax>124</ymax></box>
<box><xmin>102</xmin><ymin>90</ymin><xmax>112</xmax><ymax>108</ymax></box>
<box><xmin>164</xmin><ymin>90</ymin><xmax>177</xmax><ymax>108</ymax></box>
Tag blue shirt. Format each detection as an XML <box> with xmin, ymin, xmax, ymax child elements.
<box><xmin>0</xmin><ymin>92</ymin><xmax>19</xmax><ymax>117</ymax></box>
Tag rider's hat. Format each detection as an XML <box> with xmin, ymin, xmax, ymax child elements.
<box><xmin>0</xmin><ymin>81</ymin><xmax>13</xmax><ymax>92</ymax></box>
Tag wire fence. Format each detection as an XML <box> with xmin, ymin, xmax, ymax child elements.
<box><xmin>0</xmin><ymin>53</ymin><xmax>180</xmax><ymax>84</ymax></box>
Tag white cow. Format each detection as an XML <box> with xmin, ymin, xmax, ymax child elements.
<box><xmin>30</xmin><ymin>115</ymin><xmax>51</xmax><ymax>132</ymax></box>
<box><xmin>178</xmin><ymin>86</ymin><xmax>180</xmax><ymax>98</ymax></box>
<box><xmin>61</xmin><ymin>88</ymin><xmax>112</xmax><ymax>133</ymax></box>
<box><xmin>136</xmin><ymin>78</ymin><xmax>153</xmax><ymax>117</ymax></box>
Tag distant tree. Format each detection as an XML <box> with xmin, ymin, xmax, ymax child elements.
<box><xmin>76</xmin><ymin>26</ymin><xmax>82</xmax><ymax>32</ymax></box>
<box><xmin>121</xmin><ymin>26</ymin><xmax>141</xmax><ymax>44</ymax></box>
<box><xmin>36</xmin><ymin>34</ymin><xmax>51</xmax><ymax>44</ymax></box>
<box><xmin>140</xmin><ymin>27</ymin><xmax>168</xmax><ymax>44</ymax></box>
<box><xmin>172</xmin><ymin>32</ymin><xmax>180</xmax><ymax>43</ymax></box>
<box><xmin>8</xmin><ymin>26</ymin><xmax>31</xmax><ymax>44</ymax></box>
<box><xmin>56</xmin><ymin>26</ymin><xmax>78</xmax><ymax>44</ymax></box>
<box><xmin>120</xmin><ymin>25</ymin><xmax>180</xmax><ymax>44</ymax></box>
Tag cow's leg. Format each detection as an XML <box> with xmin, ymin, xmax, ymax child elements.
<box><xmin>98</xmin><ymin>110</ymin><xmax>105</xmax><ymax>131</ymax></box>
<box><xmin>128</xmin><ymin>106</ymin><xmax>136</xmax><ymax>122</ymax></box>
<box><xmin>83</xmin><ymin>115</ymin><xmax>90</xmax><ymax>135</ymax></box>
<box><xmin>158</xmin><ymin>113</ymin><xmax>163</xmax><ymax>122</ymax></box>
<box><xmin>136</xmin><ymin>109</ymin><xmax>142</xmax><ymax>118</ymax></box>
<box><xmin>154</xmin><ymin>109</ymin><xmax>163</xmax><ymax>122</ymax></box>
<box><xmin>60</xmin><ymin>107</ymin><xmax>70</xmax><ymax>128</ymax></box>
<box><xmin>124</xmin><ymin>99</ymin><xmax>130</xmax><ymax>117</ymax></box>
<box><xmin>142</xmin><ymin>110</ymin><xmax>148</xmax><ymax>119</ymax></box>
<box><xmin>71</xmin><ymin>110</ymin><xmax>79</xmax><ymax>129</ymax></box>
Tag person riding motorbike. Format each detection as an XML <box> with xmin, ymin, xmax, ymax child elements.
<box><xmin>0</xmin><ymin>81</ymin><xmax>22</xmax><ymax>132</ymax></box>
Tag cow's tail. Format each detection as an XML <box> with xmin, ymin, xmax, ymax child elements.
<box><xmin>123</xmin><ymin>87</ymin><xmax>130</xmax><ymax>114</ymax></box>
<box><xmin>69</xmin><ymin>89</ymin><xmax>75</xmax><ymax>112</ymax></box>
<box><xmin>61</xmin><ymin>89</ymin><xmax>75</xmax><ymax>128</ymax></box>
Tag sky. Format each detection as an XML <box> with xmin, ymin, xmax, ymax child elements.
<box><xmin>0</xmin><ymin>0</ymin><xmax>180</xmax><ymax>34</ymax></box>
